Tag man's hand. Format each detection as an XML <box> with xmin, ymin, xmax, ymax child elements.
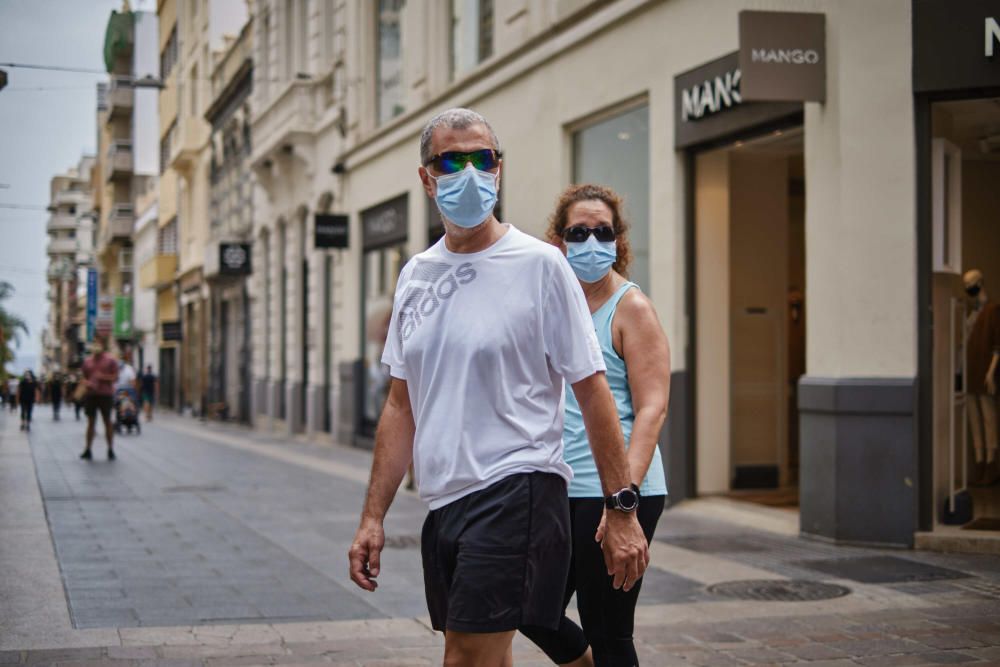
<box><xmin>600</xmin><ymin>510</ymin><xmax>649</xmax><ymax>592</ymax></box>
<box><xmin>348</xmin><ymin>518</ymin><xmax>385</xmax><ymax>592</ymax></box>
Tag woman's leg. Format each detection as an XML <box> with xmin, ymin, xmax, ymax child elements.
<box><xmin>574</xmin><ymin>496</ymin><xmax>665</xmax><ymax>666</ymax></box>
<box><xmin>520</xmin><ymin>498</ymin><xmax>591</xmax><ymax>665</ymax></box>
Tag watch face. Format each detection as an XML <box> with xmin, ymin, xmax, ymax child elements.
<box><xmin>618</xmin><ymin>488</ymin><xmax>638</xmax><ymax>511</ymax></box>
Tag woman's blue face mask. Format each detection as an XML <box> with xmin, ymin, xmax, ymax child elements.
<box><xmin>566</xmin><ymin>235</ymin><xmax>617</xmax><ymax>283</ymax></box>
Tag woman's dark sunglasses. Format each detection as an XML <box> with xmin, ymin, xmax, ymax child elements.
<box><xmin>424</xmin><ymin>149</ymin><xmax>502</xmax><ymax>174</ymax></box>
<box><xmin>562</xmin><ymin>225</ymin><xmax>616</xmax><ymax>243</ymax></box>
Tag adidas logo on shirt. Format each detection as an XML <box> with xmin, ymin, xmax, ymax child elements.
<box><xmin>398</xmin><ymin>260</ymin><xmax>478</xmax><ymax>341</ymax></box>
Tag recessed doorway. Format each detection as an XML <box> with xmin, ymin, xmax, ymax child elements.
<box><xmin>694</xmin><ymin>127</ymin><xmax>806</xmax><ymax>505</ymax></box>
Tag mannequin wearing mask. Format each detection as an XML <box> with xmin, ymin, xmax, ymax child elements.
<box><xmin>964</xmin><ymin>269</ymin><xmax>1000</xmax><ymax>486</ymax></box>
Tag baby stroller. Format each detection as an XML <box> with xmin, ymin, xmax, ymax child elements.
<box><xmin>114</xmin><ymin>387</ymin><xmax>141</xmax><ymax>435</ymax></box>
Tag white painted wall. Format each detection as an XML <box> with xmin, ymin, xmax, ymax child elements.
<box><xmin>695</xmin><ymin>148</ymin><xmax>730</xmax><ymax>495</ymax></box>
<box><xmin>803</xmin><ymin>0</ymin><xmax>915</xmax><ymax>378</ymax></box>
<box><xmin>134</xmin><ymin>202</ymin><xmax>159</xmax><ymax>373</ymax></box>
<box><xmin>133</xmin><ymin>11</ymin><xmax>160</xmax><ymax>176</ymax></box>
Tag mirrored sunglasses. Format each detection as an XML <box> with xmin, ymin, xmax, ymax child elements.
<box><xmin>425</xmin><ymin>149</ymin><xmax>502</xmax><ymax>174</ymax></box>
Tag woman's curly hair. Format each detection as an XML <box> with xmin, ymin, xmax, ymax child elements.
<box><xmin>545</xmin><ymin>183</ymin><xmax>633</xmax><ymax>278</ymax></box>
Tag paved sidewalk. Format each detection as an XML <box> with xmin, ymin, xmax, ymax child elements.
<box><xmin>2</xmin><ymin>411</ymin><xmax>999</xmax><ymax>665</ymax></box>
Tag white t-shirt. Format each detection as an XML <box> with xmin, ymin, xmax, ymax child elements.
<box><xmin>382</xmin><ymin>225</ymin><xmax>605</xmax><ymax>509</ymax></box>
<box><xmin>116</xmin><ymin>363</ymin><xmax>136</xmax><ymax>390</ymax></box>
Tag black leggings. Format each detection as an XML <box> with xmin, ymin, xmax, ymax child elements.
<box><xmin>521</xmin><ymin>495</ymin><xmax>665</xmax><ymax>666</ymax></box>
<box><xmin>20</xmin><ymin>400</ymin><xmax>34</xmax><ymax>424</ymax></box>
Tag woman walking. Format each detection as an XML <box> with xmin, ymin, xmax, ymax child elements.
<box><xmin>522</xmin><ymin>184</ymin><xmax>671</xmax><ymax>667</ymax></box>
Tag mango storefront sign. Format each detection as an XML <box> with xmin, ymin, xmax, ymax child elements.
<box><xmin>914</xmin><ymin>0</ymin><xmax>1000</xmax><ymax>93</ymax></box>
<box><xmin>674</xmin><ymin>52</ymin><xmax>801</xmax><ymax>149</ymax></box>
<box><xmin>738</xmin><ymin>10</ymin><xmax>826</xmax><ymax>103</ymax></box>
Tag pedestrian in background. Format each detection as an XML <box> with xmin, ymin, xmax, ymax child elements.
<box><xmin>139</xmin><ymin>364</ymin><xmax>157</xmax><ymax>422</ymax></box>
<box><xmin>65</xmin><ymin>374</ymin><xmax>83</xmax><ymax>421</ymax></box>
<box><xmin>7</xmin><ymin>376</ymin><xmax>18</xmax><ymax>413</ymax></box>
<box><xmin>49</xmin><ymin>373</ymin><xmax>63</xmax><ymax>421</ymax></box>
<box><xmin>18</xmin><ymin>370</ymin><xmax>40</xmax><ymax>432</ymax></box>
<box><xmin>521</xmin><ymin>184</ymin><xmax>670</xmax><ymax>667</ymax></box>
<box><xmin>349</xmin><ymin>108</ymin><xmax>650</xmax><ymax>666</ymax></box>
<box><xmin>80</xmin><ymin>338</ymin><xmax>119</xmax><ymax>461</ymax></box>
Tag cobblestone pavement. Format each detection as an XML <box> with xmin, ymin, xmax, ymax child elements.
<box><xmin>1</xmin><ymin>410</ymin><xmax>999</xmax><ymax>665</ymax></box>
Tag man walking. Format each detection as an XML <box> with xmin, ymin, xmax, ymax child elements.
<box><xmin>80</xmin><ymin>338</ymin><xmax>119</xmax><ymax>461</ymax></box>
<box><xmin>348</xmin><ymin>108</ymin><xmax>649</xmax><ymax>666</ymax></box>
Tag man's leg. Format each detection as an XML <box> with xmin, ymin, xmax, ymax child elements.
<box><xmin>102</xmin><ymin>407</ymin><xmax>115</xmax><ymax>456</ymax></box>
<box><xmin>444</xmin><ymin>630</ymin><xmax>515</xmax><ymax>667</ymax></box>
<box><xmin>83</xmin><ymin>409</ymin><xmax>96</xmax><ymax>458</ymax></box>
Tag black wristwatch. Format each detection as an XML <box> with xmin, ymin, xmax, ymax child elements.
<box><xmin>605</xmin><ymin>483</ymin><xmax>641</xmax><ymax>513</ymax></box>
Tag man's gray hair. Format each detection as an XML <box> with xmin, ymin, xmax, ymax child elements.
<box><xmin>419</xmin><ymin>108</ymin><xmax>500</xmax><ymax>166</ymax></box>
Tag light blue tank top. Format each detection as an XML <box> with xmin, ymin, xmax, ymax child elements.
<box><xmin>564</xmin><ymin>282</ymin><xmax>668</xmax><ymax>498</ymax></box>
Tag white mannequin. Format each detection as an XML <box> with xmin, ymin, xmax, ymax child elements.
<box><xmin>964</xmin><ymin>269</ymin><xmax>999</xmax><ymax>486</ymax></box>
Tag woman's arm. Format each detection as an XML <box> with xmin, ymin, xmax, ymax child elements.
<box><xmin>616</xmin><ymin>290</ymin><xmax>671</xmax><ymax>488</ymax></box>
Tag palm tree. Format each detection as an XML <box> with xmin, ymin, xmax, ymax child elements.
<box><xmin>0</xmin><ymin>281</ymin><xmax>29</xmax><ymax>382</ymax></box>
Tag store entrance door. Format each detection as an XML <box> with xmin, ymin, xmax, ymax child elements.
<box><xmin>929</xmin><ymin>96</ymin><xmax>1000</xmax><ymax>539</ymax></box>
<box><xmin>694</xmin><ymin>127</ymin><xmax>805</xmax><ymax>505</ymax></box>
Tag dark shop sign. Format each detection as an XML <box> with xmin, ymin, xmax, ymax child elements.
<box><xmin>675</xmin><ymin>52</ymin><xmax>801</xmax><ymax>149</ymax></box>
<box><xmin>219</xmin><ymin>243</ymin><xmax>251</xmax><ymax>275</ymax></box>
<box><xmin>362</xmin><ymin>193</ymin><xmax>408</xmax><ymax>251</ymax></box>
<box><xmin>162</xmin><ymin>320</ymin><xmax>182</xmax><ymax>341</ymax></box>
<box><xmin>315</xmin><ymin>213</ymin><xmax>349</xmax><ymax>248</ymax></box>
<box><xmin>738</xmin><ymin>10</ymin><xmax>826</xmax><ymax>103</ymax></box>
<box><xmin>914</xmin><ymin>0</ymin><xmax>1000</xmax><ymax>93</ymax></box>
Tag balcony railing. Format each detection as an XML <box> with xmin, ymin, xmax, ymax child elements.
<box><xmin>108</xmin><ymin>76</ymin><xmax>134</xmax><ymax>119</ymax></box>
<box><xmin>169</xmin><ymin>120</ymin><xmax>209</xmax><ymax>172</ymax></box>
<box><xmin>99</xmin><ymin>204</ymin><xmax>134</xmax><ymax>249</ymax></box>
<box><xmin>46</xmin><ymin>212</ymin><xmax>77</xmax><ymax>233</ymax></box>
<box><xmin>46</xmin><ymin>237</ymin><xmax>78</xmax><ymax>256</ymax></box>
<box><xmin>105</xmin><ymin>141</ymin><xmax>133</xmax><ymax>182</ymax></box>
<box><xmin>52</xmin><ymin>188</ymin><xmax>90</xmax><ymax>209</ymax></box>
<box><xmin>139</xmin><ymin>254</ymin><xmax>178</xmax><ymax>290</ymax></box>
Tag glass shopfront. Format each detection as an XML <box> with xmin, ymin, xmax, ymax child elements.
<box><xmin>572</xmin><ymin>102</ymin><xmax>650</xmax><ymax>290</ymax></box>
<box><xmin>359</xmin><ymin>194</ymin><xmax>408</xmax><ymax>437</ymax></box>
<box><xmin>915</xmin><ymin>0</ymin><xmax>1000</xmax><ymax>539</ymax></box>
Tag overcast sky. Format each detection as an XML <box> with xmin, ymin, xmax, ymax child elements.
<box><xmin>0</xmin><ymin>0</ymin><xmax>156</xmax><ymax>372</ymax></box>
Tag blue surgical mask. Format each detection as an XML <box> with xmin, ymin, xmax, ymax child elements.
<box><xmin>431</xmin><ymin>163</ymin><xmax>498</xmax><ymax>229</ymax></box>
<box><xmin>566</xmin><ymin>235</ymin><xmax>617</xmax><ymax>283</ymax></box>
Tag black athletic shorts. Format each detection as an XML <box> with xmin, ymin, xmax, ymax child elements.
<box><xmin>421</xmin><ymin>471</ymin><xmax>572</xmax><ymax>634</ymax></box>
<box><xmin>83</xmin><ymin>395</ymin><xmax>113</xmax><ymax>421</ymax></box>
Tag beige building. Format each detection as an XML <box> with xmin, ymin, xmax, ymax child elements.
<box><xmin>43</xmin><ymin>157</ymin><xmax>96</xmax><ymax>373</ymax></box>
<box><xmin>240</xmin><ymin>0</ymin><xmax>999</xmax><ymax>550</ymax></box>
<box><xmin>97</xmin><ymin>4</ymin><xmax>160</xmax><ymax>357</ymax></box>
<box><xmin>152</xmin><ymin>0</ymin><xmax>247</xmax><ymax>414</ymax></box>
<box><xmin>204</xmin><ymin>19</ymin><xmax>255</xmax><ymax>422</ymax></box>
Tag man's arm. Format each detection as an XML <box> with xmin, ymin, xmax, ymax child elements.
<box><xmin>571</xmin><ymin>372</ymin><xmax>651</xmax><ymax>591</ymax></box>
<box><xmin>348</xmin><ymin>377</ymin><xmax>415</xmax><ymax>592</ymax></box>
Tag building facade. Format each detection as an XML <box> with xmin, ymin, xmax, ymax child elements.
<box><xmin>119</xmin><ymin>0</ymin><xmax>997</xmax><ymax>550</ymax></box>
<box><xmin>205</xmin><ymin>19</ymin><xmax>255</xmax><ymax>422</ymax></box>
<box><xmin>248</xmin><ymin>0</ymin><xmax>345</xmax><ymax>437</ymax></box>
<box><xmin>43</xmin><ymin>156</ymin><xmax>96</xmax><ymax>373</ymax></box>
<box><xmin>152</xmin><ymin>0</ymin><xmax>248</xmax><ymax>414</ymax></box>
<box><xmin>241</xmin><ymin>0</ymin><xmax>1000</xmax><ymax>550</ymax></box>
<box><xmin>97</xmin><ymin>5</ymin><xmax>160</xmax><ymax>357</ymax></box>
